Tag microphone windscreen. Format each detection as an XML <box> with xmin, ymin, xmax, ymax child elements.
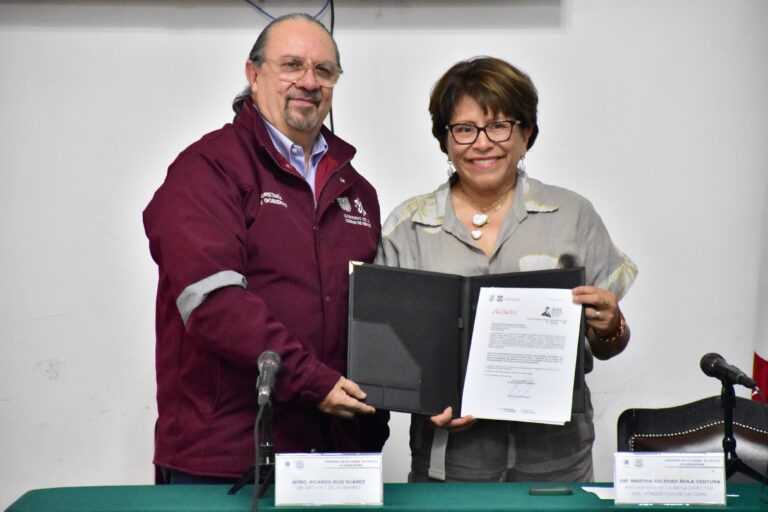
<box><xmin>258</xmin><ymin>350</ymin><xmax>281</xmax><ymax>369</ymax></box>
<box><xmin>700</xmin><ymin>352</ymin><xmax>723</xmax><ymax>376</ymax></box>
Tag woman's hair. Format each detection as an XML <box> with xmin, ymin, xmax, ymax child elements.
<box><xmin>231</xmin><ymin>13</ymin><xmax>341</xmax><ymax>116</ymax></box>
<box><xmin>429</xmin><ymin>56</ymin><xmax>539</xmax><ymax>154</ymax></box>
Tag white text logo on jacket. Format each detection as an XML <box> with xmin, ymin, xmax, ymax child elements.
<box><xmin>338</xmin><ymin>196</ymin><xmax>371</xmax><ymax>228</ymax></box>
<box><xmin>336</xmin><ymin>197</ymin><xmax>351</xmax><ymax>212</ymax></box>
<box><xmin>260</xmin><ymin>191</ymin><xmax>288</xmax><ymax>208</ymax></box>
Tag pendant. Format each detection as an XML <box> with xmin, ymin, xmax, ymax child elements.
<box><xmin>471</xmin><ymin>230</ymin><xmax>483</xmax><ymax>240</ymax></box>
<box><xmin>472</xmin><ymin>213</ymin><xmax>489</xmax><ymax>227</ymax></box>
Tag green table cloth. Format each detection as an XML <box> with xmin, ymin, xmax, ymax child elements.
<box><xmin>6</xmin><ymin>482</ymin><xmax>767</xmax><ymax>512</ymax></box>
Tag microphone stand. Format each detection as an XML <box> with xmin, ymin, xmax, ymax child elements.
<box><xmin>719</xmin><ymin>382</ymin><xmax>763</xmax><ymax>482</ymax></box>
<box><xmin>254</xmin><ymin>403</ymin><xmax>275</xmax><ymax>510</ymax></box>
<box><xmin>228</xmin><ymin>402</ymin><xmax>276</xmax><ymax>512</ymax></box>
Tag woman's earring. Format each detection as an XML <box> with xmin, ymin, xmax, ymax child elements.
<box><xmin>447</xmin><ymin>159</ymin><xmax>456</xmax><ymax>177</ymax></box>
<box><xmin>517</xmin><ymin>156</ymin><xmax>527</xmax><ymax>173</ymax></box>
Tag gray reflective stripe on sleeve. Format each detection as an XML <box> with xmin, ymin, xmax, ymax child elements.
<box><xmin>176</xmin><ymin>270</ymin><xmax>247</xmax><ymax>325</ymax></box>
<box><xmin>428</xmin><ymin>428</ymin><xmax>449</xmax><ymax>481</ymax></box>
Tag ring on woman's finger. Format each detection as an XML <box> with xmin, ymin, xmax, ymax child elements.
<box><xmin>594</xmin><ymin>310</ymin><xmax>601</xmax><ymax>320</ymax></box>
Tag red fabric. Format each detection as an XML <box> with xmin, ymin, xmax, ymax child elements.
<box><xmin>314</xmin><ymin>149</ymin><xmax>335</xmax><ymax>204</ymax></box>
<box><xmin>753</xmin><ymin>352</ymin><xmax>768</xmax><ymax>403</ymax></box>
<box><xmin>143</xmin><ymin>102</ymin><xmax>388</xmax><ymax>478</ymax></box>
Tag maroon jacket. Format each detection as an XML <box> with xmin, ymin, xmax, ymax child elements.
<box><xmin>143</xmin><ymin>102</ymin><xmax>389</xmax><ymax>478</ymax></box>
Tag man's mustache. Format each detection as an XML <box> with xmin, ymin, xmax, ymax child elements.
<box><xmin>286</xmin><ymin>92</ymin><xmax>322</xmax><ymax>106</ymax></box>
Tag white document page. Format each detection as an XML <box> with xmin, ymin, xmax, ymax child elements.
<box><xmin>460</xmin><ymin>287</ymin><xmax>581</xmax><ymax>424</ymax></box>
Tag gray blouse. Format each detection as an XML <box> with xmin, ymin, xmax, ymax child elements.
<box><xmin>375</xmin><ymin>170</ymin><xmax>638</xmax><ymax>482</ymax></box>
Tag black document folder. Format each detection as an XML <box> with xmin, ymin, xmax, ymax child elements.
<box><xmin>347</xmin><ymin>263</ymin><xmax>586</xmax><ymax>418</ymax></box>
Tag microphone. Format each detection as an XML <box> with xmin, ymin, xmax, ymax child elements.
<box><xmin>257</xmin><ymin>350</ymin><xmax>282</xmax><ymax>406</ymax></box>
<box><xmin>700</xmin><ymin>352</ymin><xmax>757</xmax><ymax>389</ymax></box>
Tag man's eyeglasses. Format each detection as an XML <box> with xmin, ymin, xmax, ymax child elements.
<box><xmin>264</xmin><ymin>56</ymin><xmax>343</xmax><ymax>88</ymax></box>
<box><xmin>446</xmin><ymin>120</ymin><xmax>521</xmax><ymax>145</ymax></box>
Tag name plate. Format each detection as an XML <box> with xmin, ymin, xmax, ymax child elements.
<box><xmin>614</xmin><ymin>452</ymin><xmax>726</xmax><ymax>505</ymax></box>
<box><xmin>275</xmin><ymin>452</ymin><xmax>383</xmax><ymax>506</ymax></box>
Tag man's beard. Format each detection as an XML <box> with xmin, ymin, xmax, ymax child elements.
<box><xmin>284</xmin><ymin>93</ymin><xmax>325</xmax><ymax>132</ymax></box>
<box><xmin>285</xmin><ymin>107</ymin><xmax>322</xmax><ymax>132</ymax></box>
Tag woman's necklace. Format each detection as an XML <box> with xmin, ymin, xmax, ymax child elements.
<box><xmin>459</xmin><ymin>183</ymin><xmax>514</xmax><ymax>240</ymax></box>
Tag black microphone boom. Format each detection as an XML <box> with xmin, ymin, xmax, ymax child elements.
<box><xmin>257</xmin><ymin>351</ymin><xmax>282</xmax><ymax>406</ymax></box>
<box><xmin>700</xmin><ymin>352</ymin><xmax>757</xmax><ymax>390</ymax></box>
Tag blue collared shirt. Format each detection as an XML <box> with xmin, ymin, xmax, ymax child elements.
<box><xmin>260</xmin><ymin>110</ymin><xmax>328</xmax><ymax>205</ymax></box>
